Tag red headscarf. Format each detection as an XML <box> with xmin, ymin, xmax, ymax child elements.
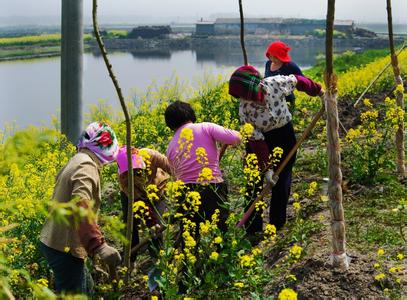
<box><xmin>265</xmin><ymin>41</ymin><xmax>291</xmax><ymax>62</ymax></box>
<box><xmin>228</xmin><ymin>65</ymin><xmax>264</xmax><ymax>103</ymax></box>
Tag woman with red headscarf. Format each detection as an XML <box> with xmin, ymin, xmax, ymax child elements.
<box><xmin>265</xmin><ymin>41</ymin><xmax>303</xmax><ymax>111</ymax></box>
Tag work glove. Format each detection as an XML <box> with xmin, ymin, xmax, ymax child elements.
<box><xmin>95</xmin><ymin>243</ymin><xmax>122</xmax><ymax>267</ymax></box>
<box><xmin>264</xmin><ymin>169</ymin><xmax>278</xmax><ymax>186</ymax></box>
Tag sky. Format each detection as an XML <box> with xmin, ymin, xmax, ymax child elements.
<box><xmin>0</xmin><ymin>0</ymin><xmax>406</xmax><ymax>24</ymax></box>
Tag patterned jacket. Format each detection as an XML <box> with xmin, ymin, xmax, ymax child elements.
<box><xmin>239</xmin><ymin>75</ymin><xmax>296</xmax><ymax>140</ymax></box>
<box><xmin>239</xmin><ymin>74</ymin><xmax>321</xmax><ymax>140</ymax></box>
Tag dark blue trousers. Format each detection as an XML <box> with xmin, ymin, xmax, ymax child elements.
<box><xmin>245</xmin><ymin>122</ymin><xmax>297</xmax><ymax>233</ymax></box>
<box><xmin>39</xmin><ymin>242</ymin><xmax>93</xmax><ymax>294</ymax></box>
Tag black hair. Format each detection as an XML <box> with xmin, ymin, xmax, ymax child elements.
<box><xmin>164</xmin><ymin>101</ymin><xmax>196</xmax><ymax>131</ymax></box>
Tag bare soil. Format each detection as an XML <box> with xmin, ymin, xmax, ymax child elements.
<box><xmin>263</xmin><ymin>205</ymin><xmax>401</xmax><ymax>300</ymax></box>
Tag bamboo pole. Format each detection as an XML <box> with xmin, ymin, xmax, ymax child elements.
<box><xmin>237</xmin><ymin>103</ymin><xmax>325</xmax><ymax>227</ymax></box>
<box><xmin>325</xmin><ymin>0</ymin><xmax>348</xmax><ymax>270</ymax></box>
<box><xmin>238</xmin><ymin>0</ymin><xmax>248</xmax><ymax>65</ymax></box>
<box><xmin>220</xmin><ymin>0</ymin><xmax>248</xmax><ymax>162</ymax></box>
<box><xmin>386</xmin><ymin>0</ymin><xmax>406</xmax><ymax>178</ymax></box>
<box><xmin>92</xmin><ymin>0</ymin><xmax>135</xmax><ymax>282</ymax></box>
<box><xmin>354</xmin><ymin>43</ymin><xmax>406</xmax><ymax>108</ymax></box>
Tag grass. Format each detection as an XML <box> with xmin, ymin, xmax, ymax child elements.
<box><xmin>0</xmin><ymin>46</ymin><xmax>60</xmax><ymax>59</ymax></box>
<box><xmin>344</xmin><ymin>178</ymin><xmax>406</xmax><ymax>252</ymax></box>
<box><xmin>0</xmin><ymin>33</ymin><xmax>92</xmax><ymax>47</ymax></box>
<box><xmin>304</xmin><ymin>48</ymin><xmax>391</xmax><ymax>79</ymax></box>
<box><xmin>0</xmin><ymin>44</ymin><xmax>92</xmax><ymax>60</ymax></box>
<box><xmin>0</xmin><ymin>33</ymin><xmax>92</xmax><ymax>60</ymax></box>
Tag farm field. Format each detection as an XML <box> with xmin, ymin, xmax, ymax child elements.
<box><xmin>0</xmin><ymin>47</ymin><xmax>406</xmax><ymax>299</ymax></box>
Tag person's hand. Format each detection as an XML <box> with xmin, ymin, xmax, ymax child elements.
<box><xmin>265</xmin><ymin>169</ymin><xmax>274</xmax><ymax>185</ymax></box>
<box><xmin>318</xmin><ymin>88</ymin><xmax>325</xmax><ymax>97</ymax></box>
<box><xmin>95</xmin><ymin>243</ymin><xmax>122</xmax><ymax>267</ymax></box>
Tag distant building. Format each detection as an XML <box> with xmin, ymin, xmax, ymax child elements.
<box><xmin>195</xmin><ymin>18</ymin><xmax>355</xmax><ymax>36</ymax></box>
<box><xmin>195</xmin><ymin>21</ymin><xmax>215</xmax><ymax>35</ymax></box>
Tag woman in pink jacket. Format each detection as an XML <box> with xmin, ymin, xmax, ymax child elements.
<box><xmin>165</xmin><ymin>101</ymin><xmax>241</xmax><ymax>233</ymax></box>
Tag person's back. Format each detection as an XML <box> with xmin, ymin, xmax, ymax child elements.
<box><xmin>165</xmin><ymin>101</ymin><xmax>241</xmax><ymax>233</ymax></box>
<box><xmin>40</xmin><ymin>149</ymin><xmax>102</xmax><ymax>258</ymax></box>
<box><xmin>166</xmin><ymin>122</ymin><xmax>240</xmax><ymax>184</ymax></box>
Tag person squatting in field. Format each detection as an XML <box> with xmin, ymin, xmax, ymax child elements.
<box><xmin>165</xmin><ymin>101</ymin><xmax>242</xmax><ymax>235</ymax></box>
<box><xmin>116</xmin><ymin>145</ymin><xmax>172</xmax><ymax>261</ymax></box>
<box><xmin>39</xmin><ymin>122</ymin><xmax>121</xmax><ymax>295</ymax></box>
<box><xmin>229</xmin><ymin>65</ymin><xmax>324</xmax><ymax>233</ymax></box>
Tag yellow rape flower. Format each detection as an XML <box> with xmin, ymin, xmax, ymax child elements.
<box><xmin>278</xmin><ymin>288</ymin><xmax>297</xmax><ymax>300</ymax></box>
<box><xmin>309</xmin><ymin>181</ymin><xmax>317</xmax><ymax>190</ymax></box>
<box><xmin>210</xmin><ymin>251</ymin><xmax>219</xmax><ymax>261</ymax></box>
<box><xmin>374</xmin><ymin>273</ymin><xmax>385</xmax><ymax>281</ymax></box>
<box><xmin>234</xmin><ymin>282</ymin><xmax>244</xmax><ymax>288</ymax></box>
<box><xmin>293</xmin><ymin>202</ymin><xmax>301</xmax><ymax>211</ymax></box>
<box><xmin>272</xmin><ymin>147</ymin><xmax>284</xmax><ymax>158</ymax></box>
<box><xmin>165</xmin><ymin>180</ymin><xmax>186</xmax><ymax>199</ymax></box>
<box><xmin>396</xmin><ymin>253</ymin><xmax>404</xmax><ymax>260</ymax></box>
<box><xmin>286</xmin><ymin>274</ymin><xmax>297</xmax><ymax>281</ymax></box>
<box><xmin>197</xmin><ymin>167</ymin><xmax>214</xmax><ymax>182</ymax></box>
<box><xmin>377</xmin><ymin>248</ymin><xmax>385</xmax><ymax>256</ymax></box>
<box><xmin>195</xmin><ymin>147</ymin><xmax>209</xmax><ymax>165</ymax></box>
<box><xmin>180</xmin><ymin>127</ymin><xmax>194</xmax><ymax>141</ymax></box>
<box><xmin>211</xmin><ymin>209</ymin><xmax>220</xmax><ymax>226</ymax></box>
<box><xmin>37</xmin><ymin>278</ymin><xmax>49</xmax><ymax>287</ymax></box>
<box><xmin>146</xmin><ymin>184</ymin><xmax>159</xmax><ymax>201</ymax></box>
<box><xmin>214</xmin><ymin>236</ymin><xmax>222</xmax><ymax>244</ymax></box>
<box><xmin>182</xmin><ymin>231</ymin><xmax>196</xmax><ymax>249</ymax></box>
<box><xmin>138</xmin><ymin>149</ymin><xmax>152</xmax><ymax>174</ymax></box>
<box><xmin>289</xmin><ymin>244</ymin><xmax>303</xmax><ymax>261</ymax></box>
<box><xmin>184</xmin><ymin>191</ymin><xmax>201</xmax><ymax>213</ymax></box>
<box><xmin>360</xmin><ymin>110</ymin><xmax>378</xmax><ymax>123</ymax></box>
<box><xmin>133</xmin><ymin>200</ymin><xmax>150</xmax><ymax>223</ymax></box>
<box><xmin>320</xmin><ymin>195</ymin><xmax>329</xmax><ymax>202</ymax></box>
<box><xmin>395</xmin><ymin>84</ymin><xmax>404</xmax><ymax>93</ymax></box>
<box><xmin>151</xmin><ymin>296</ymin><xmax>158</xmax><ymax>300</ymax></box>
<box><xmin>186</xmin><ymin>252</ymin><xmax>197</xmax><ymax>264</ymax></box>
<box><xmin>363</xmin><ymin>98</ymin><xmax>373</xmax><ymax>108</ymax></box>
<box><xmin>240</xmin><ymin>254</ymin><xmax>255</xmax><ymax>268</ymax></box>
<box><xmin>240</xmin><ymin>123</ymin><xmax>254</xmax><ymax>140</ymax></box>
<box><xmin>255</xmin><ymin>200</ymin><xmax>267</xmax><ymax>211</ymax></box>
<box><xmin>264</xmin><ymin>224</ymin><xmax>277</xmax><ymax>240</ymax></box>
<box><xmin>252</xmin><ymin>247</ymin><xmax>262</xmax><ymax>256</ymax></box>
<box><xmin>178</xmin><ymin>127</ymin><xmax>194</xmax><ymax>158</ymax></box>
<box><xmin>244</xmin><ymin>153</ymin><xmax>261</xmax><ymax>185</ymax></box>
<box><xmin>199</xmin><ymin>220</ymin><xmax>211</xmax><ymax>235</ymax></box>
<box><xmin>346</xmin><ymin>127</ymin><xmax>361</xmax><ymax>142</ymax></box>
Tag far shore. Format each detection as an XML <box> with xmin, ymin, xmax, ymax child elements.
<box><xmin>0</xmin><ymin>34</ymin><xmax>402</xmax><ymax>62</ymax></box>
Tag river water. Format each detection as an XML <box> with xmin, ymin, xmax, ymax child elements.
<box><xmin>0</xmin><ymin>43</ymin><xmax>383</xmax><ymax>129</ymax></box>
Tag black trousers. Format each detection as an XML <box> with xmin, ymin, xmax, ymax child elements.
<box><xmin>39</xmin><ymin>242</ymin><xmax>94</xmax><ymax>294</ymax></box>
<box><xmin>184</xmin><ymin>182</ymin><xmax>229</xmax><ymax>234</ymax></box>
<box><xmin>245</xmin><ymin>122</ymin><xmax>297</xmax><ymax>233</ymax></box>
